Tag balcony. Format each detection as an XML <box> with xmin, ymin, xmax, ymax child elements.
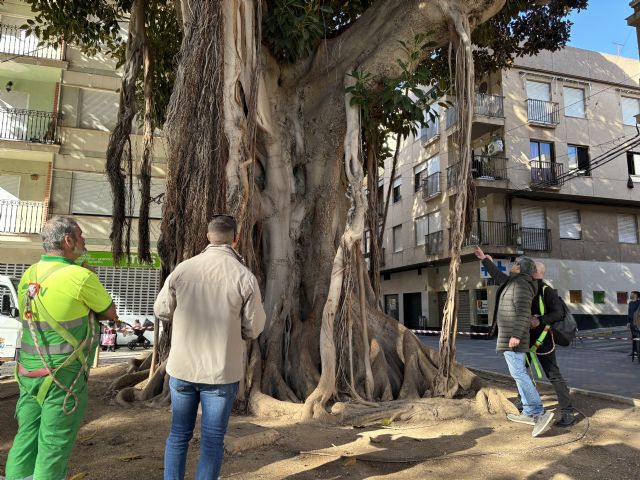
<box><xmin>0</xmin><ymin>200</ymin><xmax>45</xmax><ymax>234</ymax></box>
<box><xmin>475</xmin><ymin>93</ymin><xmax>504</xmax><ymax>118</ymax></box>
<box><xmin>530</xmin><ymin>161</ymin><xmax>564</xmax><ymax>188</ymax></box>
<box><xmin>447</xmin><ymin>155</ymin><xmax>508</xmax><ymax>188</ymax></box>
<box><xmin>425</xmin><ymin>230</ymin><xmax>444</xmax><ymax>256</ymax></box>
<box><xmin>527</xmin><ymin>99</ymin><xmax>559</xmax><ymax>126</ymax></box>
<box><xmin>0</xmin><ymin>109</ymin><xmax>63</xmax><ymax>144</ymax></box>
<box><xmin>0</xmin><ymin>24</ymin><xmax>65</xmax><ymax>61</ymax></box>
<box><xmin>421</xmin><ymin>122</ymin><xmax>440</xmax><ymax>145</ymax></box>
<box><xmin>452</xmin><ymin>221</ymin><xmax>520</xmax><ymax>248</ymax></box>
<box><xmin>473</xmin><ymin>155</ymin><xmax>507</xmax><ymax>180</ymax></box>
<box><xmin>421</xmin><ymin>172</ymin><xmax>441</xmax><ymax>200</ymax></box>
<box><xmin>521</xmin><ymin>227</ymin><xmax>552</xmax><ymax>252</ymax></box>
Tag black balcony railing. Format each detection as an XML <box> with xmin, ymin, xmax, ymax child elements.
<box><xmin>421</xmin><ymin>122</ymin><xmax>440</xmax><ymax>143</ymax></box>
<box><xmin>475</xmin><ymin>93</ymin><xmax>504</xmax><ymax>117</ymax></box>
<box><xmin>452</xmin><ymin>221</ymin><xmax>520</xmax><ymax>248</ymax></box>
<box><xmin>0</xmin><ymin>200</ymin><xmax>45</xmax><ymax>234</ymax></box>
<box><xmin>472</xmin><ymin>155</ymin><xmax>508</xmax><ymax>180</ymax></box>
<box><xmin>530</xmin><ymin>161</ymin><xmax>564</xmax><ymax>187</ymax></box>
<box><xmin>425</xmin><ymin>230</ymin><xmax>444</xmax><ymax>256</ymax></box>
<box><xmin>0</xmin><ymin>24</ymin><xmax>65</xmax><ymax>60</ymax></box>
<box><xmin>447</xmin><ymin>155</ymin><xmax>508</xmax><ymax>188</ymax></box>
<box><xmin>521</xmin><ymin>227</ymin><xmax>552</xmax><ymax>252</ymax></box>
<box><xmin>527</xmin><ymin>99</ymin><xmax>559</xmax><ymax>125</ymax></box>
<box><xmin>421</xmin><ymin>172</ymin><xmax>441</xmax><ymax>199</ymax></box>
<box><xmin>0</xmin><ymin>108</ymin><xmax>62</xmax><ymax>144</ymax></box>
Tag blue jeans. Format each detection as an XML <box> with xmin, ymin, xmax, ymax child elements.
<box><xmin>164</xmin><ymin>377</ymin><xmax>238</xmax><ymax>480</ymax></box>
<box><xmin>503</xmin><ymin>351</ymin><xmax>544</xmax><ymax>417</ymax></box>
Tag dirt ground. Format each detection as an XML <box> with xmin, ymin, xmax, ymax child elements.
<box><xmin>1</xmin><ymin>362</ymin><xmax>639</xmax><ymax>480</ymax></box>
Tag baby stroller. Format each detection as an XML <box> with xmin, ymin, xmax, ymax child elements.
<box><xmin>127</xmin><ymin>325</ymin><xmax>151</xmax><ymax>350</ymax></box>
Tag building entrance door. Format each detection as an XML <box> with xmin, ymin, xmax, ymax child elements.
<box><xmin>403</xmin><ymin>293</ymin><xmax>422</xmax><ymax>329</ymax></box>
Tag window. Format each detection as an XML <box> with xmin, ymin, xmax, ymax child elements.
<box><xmin>621</xmin><ymin>96</ymin><xmax>640</xmax><ymax>126</ymax></box>
<box><xmin>593</xmin><ymin>291</ymin><xmax>605</xmax><ymax>304</ymax></box>
<box><xmin>617</xmin><ymin>292</ymin><xmax>629</xmax><ymax>304</ymax></box>
<box><xmin>617</xmin><ymin>214</ymin><xmax>639</xmax><ymax>244</ymax></box>
<box><xmin>414</xmin><ymin>162</ymin><xmax>427</xmax><ymax>192</ymax></box>
<box><xmin>628</xmin><ymin>152</ymin><xmax>640</xmax><ymax>178</ymax></box>
<box><xmin>415</xmin><ymin>215</ymin><xmax>428</xmax><ymax>246</ymax></box>
<box><xmin>421</xmin><ymin>104</ymin><xmax>440</xmax><ymax>141</ymax></box>
<box><xmin>392</xmin><ymin>225</ymin><xmax>402</xmax><ymax>252</ymax></box>
<box><xmin>569</xmin><ymin>290</ymin><xmax>582</xmax><ymax>304</ymax></box>
<box><xmin>71</xmin><ymin>172</ymin><xmax>165</xmax><ymax>218</ymax></box>
<box><xmin>527</xmin><ymin>80</ymin><xmax>551</xmax><ymax>101</ymax></box>
<box><xmin>559</xmin><ymin>209</ymin><xmax>581</xmax><ymax>240</ymax></box>
<box><xmin>563</xmin><ymin>87</ymin><xmax>586</xmax><ymax>118</ymax></box>
<box><xmin>79</xmin><ymin>89</ymin><xmax>119</xmax><ymax>131</ymax></box>
<box><xmin>567</xmin><ymin>145</ymin><xmax>590</xmax><ymax>176</ymax></box>
<box><xmin>521</xmin><ymin>206</ymin><xmax>546</xmax><ymax>229</ymax></box>
<box><xmin>530</xmin><ymin>140</ymin><xmax>555</xmax><ymax>164</ymax></box>
<box><xmin>392</xmin><ymin>177</ymin><xmax>402</xmax><ymax>203</ymax></box>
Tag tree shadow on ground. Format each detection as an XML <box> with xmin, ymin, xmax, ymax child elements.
<box><xmin>282</xmin><ymin>427</ymin><xmax>493</xmax><ymax>480</ymax></box>
<box><xmin>525</xmin><ymin>443</ymin><xmax>640</xmax><ymax>480</ymax></box>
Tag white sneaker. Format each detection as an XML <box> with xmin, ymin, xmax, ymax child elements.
<box><xmin>532</xmin><ymin>410</ymin><xmax>554</xmax><ymax>437</ymax></box>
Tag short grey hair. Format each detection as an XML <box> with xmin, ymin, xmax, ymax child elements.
<box><xmin>41</xmin><ymin>216</ymin><xmax>79</xmax><ymax>252</ymax></box>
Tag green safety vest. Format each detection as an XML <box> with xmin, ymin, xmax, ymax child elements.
<box><xmin>17</xmin><ymin>256</ymin><xmax>113</xmax><ymax>405</ymax></box>
<box><xmin>527</xmin><ymin>285</ymin><xmax>551</xmax><ymax>380</ymax></box>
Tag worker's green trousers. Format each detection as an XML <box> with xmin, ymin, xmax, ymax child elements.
<box><xmin>5</xmin><ymin>368</ymin><xmax>88</xmax><ymax>480</ymax></box>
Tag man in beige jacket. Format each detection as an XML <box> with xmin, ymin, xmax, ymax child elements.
<box><xmin>154</xmin><ymin>215</ymin><xmax>266</xmax><ymax>480</ymax></box>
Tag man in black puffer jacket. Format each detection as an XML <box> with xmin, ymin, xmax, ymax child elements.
<box><xmin>475</xmin><ymin>246</ymin><xmax>554</xmax><ymax>438</ymax></box>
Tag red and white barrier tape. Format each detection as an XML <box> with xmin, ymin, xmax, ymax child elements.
<box><xmin>410</xmin><ymin>329</ymin><xmax>634</xmax><ymax>341</ymax></box>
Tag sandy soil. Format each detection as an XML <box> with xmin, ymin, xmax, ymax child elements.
<box><xmin>1</xmin><ymin>363</ymin><xmax>639</xmax><ymax>480</ymax></box>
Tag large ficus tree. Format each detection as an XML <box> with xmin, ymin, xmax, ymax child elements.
<box><xmin>26</xmin><ymin>0</ymin><xmax>587</xmax><ymax>416</ymax></box>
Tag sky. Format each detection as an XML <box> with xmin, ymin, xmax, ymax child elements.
<box><xmin>567</xmin><ymin>0</ymin><xmax>639</xmax><ymax>58</ymax></box>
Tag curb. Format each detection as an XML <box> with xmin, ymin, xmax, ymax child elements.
<box><xmin>469</xmin><ymin>367</ymin><xmax>640</xmax><ymax>408</ymax></box>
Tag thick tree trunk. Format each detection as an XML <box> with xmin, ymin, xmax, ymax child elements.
<box><xmin>111</xmin><ymin>0</ymin><xmax>508</xmax><ymax>414</ymax></box>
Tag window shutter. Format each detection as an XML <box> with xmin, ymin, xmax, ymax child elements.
<box><xmin>79</xmin><ymin>89</ymin><xmax>119</xmax><ymax>131</ymax></box>
<box><xmin>621</xmin><ymin>97</ymin><xmax>639</xmax><ymax>126</ymax></box>
<box><xmin>415</xmin><ymin>216</ymin><xmax>428</xmax><ymax>245</ymax></box>
<box><xmin>392</xmin><ymin>177</ymin><xmax>402</xmax><ymax>188</ymax></box>
<box><xmin>428</xmin><ymin>210</ymin><xmax>441</xmax><ymax>233</ymax></box>
<box><xmin>564</xmin><ymin>87</ymin><xmax>585</xmax><ymax>118</ymax></box>
<box><xmin>71</xmin><ymin>172</ymin><xmax>165</xmax><ymax>218</ymax></box>
<box><xmin>0</xmin><ymin>175</ymin><xmax>21</xmax><ymax>200</ymax></box>
<box><xmin>414</xmin><ymin>162</ymin><xmax>427</xmax><ymax>175</ymax></box>
<box><xmin>427</xmin><ymin>155</ymin><xmax>440</xmax><ymax>175</ymax></box>
<box><xmin>71</xmin><ymin>172</ymin><xmax>112</xmax><ymax>215</ymax></box>
<box><xmin>521</xmin><ymin>207</ymin><xmax>546</xmax><ymax>229</ymax></box>
<box><xmin>618</xmin><ymin>214</ymin><xmax>638</xmax><ymax>244</ymax></box>
<box><xmin>559</xmin><ymin>210</ymin><xmax>581</xmax><ymax>239</ymax></box>
<box><xmin>527</xmin><ymin>81</ymin><xmax>551</xmax><ymax>101</ymax></box>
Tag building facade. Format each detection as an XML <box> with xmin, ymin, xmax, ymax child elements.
<box><xmin>379</xmin><ymin>46</ymin><xmax>640</xmax><ymax>332</ymax></box>
<box><xmin>0</xmin><ymin>0</ymin><xmax>165</xmax><ymax>320</ymax></box>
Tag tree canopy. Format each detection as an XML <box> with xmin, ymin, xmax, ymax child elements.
<box><xmin>24</xmin><ymin>0</ymin><xmax>588</xmax><ymax>129</ymax></box>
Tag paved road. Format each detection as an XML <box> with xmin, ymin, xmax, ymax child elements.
<box><xmin>419</xmin><ymin>329</ymin><xmax>640</xmax><ymax>399</ymax></box>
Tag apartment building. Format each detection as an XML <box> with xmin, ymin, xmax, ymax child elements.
<box><xmin>0</xmin><ymin>1</ymin><xmax>165</xmax><ymax>320</ymax></box>
<box><xmin>379</xmin><ymin>46</ymin><xmax>640</xmax><ymax>332</ymax></box>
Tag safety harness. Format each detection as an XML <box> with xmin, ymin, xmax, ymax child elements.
<box><xmin>17</xmin><ymin>263</ymin><xmax>97</xmax><ymax>415</ymax></box>
<box><xmin>526</xmin><ymin>285</ymin><xmax>555</xmax><ymax>380</ymax></box>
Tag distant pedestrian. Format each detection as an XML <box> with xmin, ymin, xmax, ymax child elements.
<box><xmin>474</xmin><ymin>246</ymin><xmax>554</xmax><ymax>438</ymax></box>
<box><xmin>154</xmin><ymin>214</ymin><xmax>266</xmax><ymax>480</ymax></box>
<box><xmin>628</xmin><ymin>291</ymin><xmax>640</xmax><ymax>357</ymax></box>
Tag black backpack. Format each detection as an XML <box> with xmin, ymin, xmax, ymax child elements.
<box><xmin>552</xmin><ymin>296</ymin><xmax>578</xmax><ymax>347</ymax></box>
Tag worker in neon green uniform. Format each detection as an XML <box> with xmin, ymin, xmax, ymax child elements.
<box><xmin>5</xmin><ymin>216</ymin><xmax>117</xmax><ymax>480</ymax></box>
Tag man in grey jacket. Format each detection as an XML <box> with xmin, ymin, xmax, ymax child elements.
<box><xmin>474</xmin><ymin>246</ymin><xmax>554</xmax><ymax>438</ymax></box>
<box><xmin>155</xmin><ymin>215</ymin><xmax>266</xmax><ymax>480</ymax></box>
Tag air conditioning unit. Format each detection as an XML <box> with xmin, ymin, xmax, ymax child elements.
<box><xmin>486</xmin><ymin>137</ymin><xmax>504</xmax><ymax>156</ymax></box>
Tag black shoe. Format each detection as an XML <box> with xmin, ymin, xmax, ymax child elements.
<box><xmin>513</xmin><ymin>399</ymin><xmax>523</xmax><ymax>412</ymax></box>
<box><xmin>554</xmin><ymin>411</ymin><xmax>576</xmax><ymax>427</ymax></box>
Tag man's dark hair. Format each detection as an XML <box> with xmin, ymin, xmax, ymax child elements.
<box><xmin>207</xmin><ymin>215</ymin><xmax>236</xmax><ymax>244</ymax></box>
<box><xmin>632</xmin><ymin>291</ymin><xmax>640</xmax><ymax>298</ymax></box>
